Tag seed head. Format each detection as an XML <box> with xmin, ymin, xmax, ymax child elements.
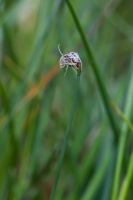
<box><xmin>58</xmin><ymin>44</ymin><xmax>82</xmax><ymax>76</ymax></box>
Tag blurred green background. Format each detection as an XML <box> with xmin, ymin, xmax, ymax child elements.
<box><xmin>0</xmin><ymin>0</ymin><xmax>133</xmax><ymax>199</ymax></box>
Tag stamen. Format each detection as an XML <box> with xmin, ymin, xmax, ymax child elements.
<box><xmin>58</xmin><ymin>44</ymin><xmax>63</xmax><ymax>56</ymax></box>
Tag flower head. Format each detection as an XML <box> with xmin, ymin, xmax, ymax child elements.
<box><xmin>58</xmin><ymin>44</ymin><xmax>82</xmax><ymax>76</ymax></box>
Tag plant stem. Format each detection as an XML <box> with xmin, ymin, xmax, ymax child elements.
<box><xmin>111</xmin><ymin>61</ymin><xmax>133</xmax><ymax>200</ymax></box>
<box><xmin>111</xmin><ymin>102</ymin><xmax>133</xmax><ymax>133</ymax></box>
<box><xmin>50</xmin><ymin>74</ymin><xmax>80</xmax><ymax>200</ymax></box>
<box><xmin>66</xmin><ymin>0</ymin><xmax>119</xmax><ymax>142</ymax></box>
<box><xmin>118</xmin><ymin>152</ymin><xmax>133</xmax><ymax>200</ymax></box>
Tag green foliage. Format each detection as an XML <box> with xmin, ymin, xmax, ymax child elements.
<box><xmin>0</xmin><ymin>0</ymin><xmax>133</xmax><ymax>199</ymax></box>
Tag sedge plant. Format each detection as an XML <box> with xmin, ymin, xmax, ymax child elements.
<box><xmin>49</xmin><ymin>45</ymin><xmax>82</xmax><ymax>200</ymax></box>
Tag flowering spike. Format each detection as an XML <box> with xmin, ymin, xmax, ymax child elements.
<box><xmin>58</xmin><ymin>44</ymin><xmax>82</xmax><ymax>76</ymax></box>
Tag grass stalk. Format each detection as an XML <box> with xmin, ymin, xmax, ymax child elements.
<box><xmin>68</xmin><ymin>122</ymin><xmax>108</xmax><ymax>200</ymax></box>
<box><xmin>118</xmin><ymin>152</ymin><xmax>133</xmax><ymax>200</ymax></box>
<box><xmin>50</xmin><ymin>74</ymin><xmax>80</xmax><ymax>200</ymax></box>
<box><xmin>111</xmin><ymin>59</ymin><xmax>133</xmax><ymax>200</ymax></box>
<box><xmin>65</xmin><ymin>0</ymin><xmax>119</xmax><ymax>142</ymax></box>
<box><xmin>111</xmin><ymin>102</ymin><xmax>133</xmax><ymax>133</ymax></box>
<box><xmin>81</xmin><ymin>145</ymin><xmax>111</xmax><ymax>200</ymax></box>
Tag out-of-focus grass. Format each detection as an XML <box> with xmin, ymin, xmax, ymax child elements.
<box><xmin>0</xmin><ymin>0</ymin><xmax>133</xmax><ymax>199</ymax></box>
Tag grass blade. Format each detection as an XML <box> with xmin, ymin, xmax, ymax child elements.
<box><xmin>111</xmin><ymin>58</ymin><xmax>133</xmax><ymax>200</ymax></box>
<box><xmin>50</xmin><ymin>74</ymin><xmax>80</xmax><ymax>200</ymax></box>
<box><xmin>81</xmin><ymin>144</ymin><xmax>111</xmax><ymax>200</ymax></box>
<box><xmin>118</xmin><ymin>152</ymin><xmax>133</xmax><ymax>200</ymax></box>
<box><xmin>66</xmin><ymin>0</ymin><xmax>119</xmax><ymax>142</ymax></box>
<box><xmin>111</xmin><ymin>102</ymin><xmax>133</xmax><ymax>133</ymax></box>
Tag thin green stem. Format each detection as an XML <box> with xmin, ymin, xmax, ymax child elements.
<box><xmin>81</xmin><ymin>145</ymin><xmax>111</xmax><ymax>200</ymax></box>
<box><xmin>50</xmin><ymin>74</ymin><xmax>80</xmax><ymax>200</ymax></box>
<box><xmin>118</xmin><ymin>152</ymin><xmax>133</xmax><ymax>200</ymax></box>
<box><xmin>111</xmin><ymin>102</ymin><xmax>133</xmax><ymax>133</ymax></box>
<box><xmin>111</xmin><ymin>61</ymin><xmax>133</xmax><ymax>200</ymax></box>
<box><xmin>66</xmin><ymin>0</ymin><xmax>119</xmax><ymax>142</ymax></box>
